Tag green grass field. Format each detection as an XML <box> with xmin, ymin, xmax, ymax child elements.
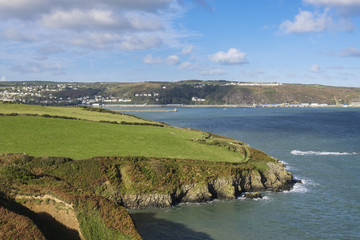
<box><xmin>0</xmin><ymin>102</ymin><xmax>150</xmax><ymax>123</ymax></box>
<box><xmin>0</xmin><ymin>103</ymin><xmax>247</xmax><ymax>162</ymax></box>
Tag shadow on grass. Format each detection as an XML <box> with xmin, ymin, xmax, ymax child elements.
<box><xmin>130</xmin><ymin>212</ymin><xmax>214</xmax><ymax>240</ymax></box>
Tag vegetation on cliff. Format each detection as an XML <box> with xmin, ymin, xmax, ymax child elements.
<box><xmin>0</xmin><ymin>102</ymin><xmax>295</xmax><ymax>239</ymax></box>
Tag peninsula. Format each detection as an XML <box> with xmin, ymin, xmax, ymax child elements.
<box><xmin>0</xmin><ymin>101</ymin><xmax>296</xmax><ymax>239</ymax></box>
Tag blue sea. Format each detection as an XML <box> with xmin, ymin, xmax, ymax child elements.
<box><xmin>107</xmin><ymin>107</ymin><xmax>360</xmax><ymax>240</ymax></box>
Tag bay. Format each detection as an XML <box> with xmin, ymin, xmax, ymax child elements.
<box><xmin>106</xmin><ymin>107</ymin><xmax>360</xmax><ymax>240</ymax></box>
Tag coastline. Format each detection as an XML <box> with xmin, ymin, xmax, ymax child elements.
<box><xmin>102</xmin><ymin>104</ymin><xmax>359</xmax><ymax>108</ymax></box>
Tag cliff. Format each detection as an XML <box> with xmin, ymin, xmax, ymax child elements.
<box><xmin>0</xmin><ymin>150</ymin><xmax>296</xmax><ymax>238</ymax></box>
<box><xmin>98</xmin><ymin>157</ymin><xmax>295</xmax><ymax>209</ymax></box>
<box><xmin>0</xmin><ymin>104</ymin><xmax>297</xmax><ymax>239</ymax></box>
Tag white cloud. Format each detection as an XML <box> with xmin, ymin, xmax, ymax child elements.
<box><xmin>200</xmin><ymin>68</ymin><xmax>226</xmax><ymax>76</ymax></box>
<box><xmin>1</xmin><ymin>76</ymin><xmax>6</xmax><ymax>81</ymax></box>
<box><xmin>181</xmin><ymin>45</ymin><xmax>195</xmax><ymax>54</ymax></box>
<box><xmin>40</xmin><ymin>9</ymin><xmax>163</xmax><ymax>32</ymax></box>
<box><xmin>166</xmin><ymin>55</ymin><xmax>180</xmax><ymax>65</ymax></box>
<box><xmin>209</xmin><ymin>48</ymin><xmax>248</xmax><ymax>65</ymax></box>
<box><xmin>339</xmin><ymin>47</ymin><xmax>360</xmax><ymax>57</ymax></box>
<box><xmin>143</xmin><ymin>54</ymin><xmax>179</xmax><ymax>65</ymax></box>
<box><xmin>310</xmin><ymin>64</ymin><xmax>321</xmax><ymax>73</ymax></box>
<box><xmin>280</xmin><ymin>9</ymin><xmax>353</xmax><ymax>33</ymax></box>
<box><xmin>0</xmin><ymin>0</ymin><xmax>174</xmax><ymax>20</ymax></box>
<box><xmin>280</xmin><ymin>10</ymin><xmax>332</xmax><ymax>33</ymax></box>
<box><xmin>0</xmin><ymin>0</ymin><xmax>191</xmax><ymax>53</ymax></box>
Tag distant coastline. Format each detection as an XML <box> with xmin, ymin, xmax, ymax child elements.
<box><xmin>102</xmin><ymin>103</ymin><xmax>359</xmax><ymax>108</ymax></box>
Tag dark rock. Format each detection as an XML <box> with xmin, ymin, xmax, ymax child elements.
<box><xmin>243</xmin><ymin>192</ymin><xmax>262</xmax><ymax>199</ymax></box>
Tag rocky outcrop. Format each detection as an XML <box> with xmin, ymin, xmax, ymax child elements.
<box><xmin>121</xmin><ymin>194</ymin><xmax>172</xmax><ymax>209</ymax></box>
<box><xmin>243</xmin><ymin>192</ymin><xmax>262</xmax><ymax>199</ymax></box>
<box><xmin>262</xmin><ymin>162</ymin><xmax>294</xmax><ymax>191</ymax></box>
<box><xmin>209</xmin><ymin>178</ymin><xmax>236</xmax><ymax>200</ymax></box>
<box><xmin>119</xmin><ymin>161</ymin><xmax>296</xmax><ymax>209</ymax></box>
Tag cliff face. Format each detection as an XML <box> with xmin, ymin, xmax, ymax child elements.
<box><xmin>109</xmin><ymin>160</ymin><xmax>295</xmax><ymax>209</ymax></box>
<box><xmin>0</xmin><ymin>153</ymin><xmax>297</xmax><ymax>240</ymax></box>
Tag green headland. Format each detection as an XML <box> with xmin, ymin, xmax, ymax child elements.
<box><xmin>0</xmin><ymin>102</ymin><xmax>295</xmax><ymax>240</ymax></box>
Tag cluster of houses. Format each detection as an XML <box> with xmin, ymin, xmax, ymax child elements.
<box><xmin>223</xmin><ymin>82</ymin><xmax>282</xmax><ymax>86</ymax></box>
<box><xmin>0</xmin><ymin>83</ymin><xmax>132</xmax><ymax>105</ymax></box>
<box><xmin>0</xmin><ymin>84</ymin><xmax>70</xmax><ymax>103</ymax></box>
<box><xmin>191</xmin><ymin>97</ymin><xmax>206</xmax><ymax>102</ymax></box>
<box><xmin>256</xmin><ymin>103</ymin><xmax>329</xmax><ymax>108</ymax></box>
<box><xmin>134</xmin><ymin>93</ymin><xmax>160</xmax><ymax>97</ymax></box>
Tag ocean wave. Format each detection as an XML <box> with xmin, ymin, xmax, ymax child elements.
<box><xmin>237</xmin><ymin>195</ymin><xmax>271</xmax><ymax>201</ymax></box>
<box><xmin>291</xmin><ymin>150</ymin><xmax>357</xmax><ymax>156</ymax></box>
<box><xmin>283</xmin><ymin>178</ymin><xmax>319</xmax><ymax>194</ymax></box>
<box><xmin>283</xmin><ymin>181</ymin><xmax>307</xmax><ymax>193</ymax></box>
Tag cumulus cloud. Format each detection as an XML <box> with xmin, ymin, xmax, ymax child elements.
<box><xmin>339</xmin><ymin>47</ymin><xmax>360</xmax><ymax>57</ymax></box>
<box><xmin>181</xmin><ymin>45</ymin><xmax>195</xmax><ymax>54</ymax></box>
<box><xmin>209</xmin><ymin>48</ymin><xmax>248</xmax><ymax>65</ymax></box>
<box><xmin>310</xmin><ymin>64</ymin><xmax>321</xmax><ymax>73</ymax></box>
<box><xmin>0</xmin><ymin>0</ymin><xmax>174</xmax><ymax>20</ymax></box>
<box><xmin>166</xmin><ymin>55</ymin><xmax>180</xmax><ymax>65</ymax></box>
<box><xmin>143</xmin><ymin>54</ymin><xmax>180</xmax><ymax>65</ymax></box>
<box><xmin>1</xmin><ymin>76</ymin><xmax>6</xmax><ymax>81</ymax></box>
<box><xmin>11</xmin><ymin>61</ymin><xmax>64</xmax><ymax>74</ymax></box>
<box><xmin>281</xmin><ymin>10</ymin><xmax>329</xmax><ymax>33</ymax></box>
<box><xmin>0</xmin><ymin>0</ymin><xmax>190</xmax><ymax>54</ymax></box>
<box><xmin>40</xmin><ymin>9</ymin><xmax>163</xmax><ymax>32</ymax></box>
<box><xmin>280</xmin><ymin>9</ymin><xmax>353</xmax><ymax>34</ymax></box>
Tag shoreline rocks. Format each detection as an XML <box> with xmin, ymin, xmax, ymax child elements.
<box><xmin>243</xmin><ymin>192</ymin><xmax>262</xmax><ymax>199</ymax></box>
<box><xmin>119</xmin><ymin>161</ymin><xmax>297</xmax><ymax>209</ymax></box>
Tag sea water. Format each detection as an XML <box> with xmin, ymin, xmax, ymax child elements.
<box><xmin>107</xmin><ymin>107</ymin><xmax>360</xmax><ymax>240</ymax></box>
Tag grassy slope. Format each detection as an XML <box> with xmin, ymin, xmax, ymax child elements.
<box><xmin>0</xmin><ymin>102</ymin><xmax>150</xmax><ymax>123</ymax></box>
<box><xmin>0</xmin><ymin>103</ymin><xmax>247</xmax><ymax>162</ymax></box>
<box><xmin>224</xmin><ymin>84</ymin><xmax>360</xmax><ymax>105</ymax></box>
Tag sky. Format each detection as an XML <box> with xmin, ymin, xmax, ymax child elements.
<box><xmin>0</xmin><ymin>0</ymin><xmax>359</xmax><ymax>87</ymax></box>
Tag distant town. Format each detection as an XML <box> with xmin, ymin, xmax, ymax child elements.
<box><xmin>0</xmin><ymin>81</ymin><xmax>359</xmax><ymax>107</ymax></box>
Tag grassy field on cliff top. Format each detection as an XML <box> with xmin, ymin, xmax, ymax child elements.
<box><xmin>0</xmin><ymin>102</ymin><xmax>150</xmax><ymax>123</ymax></box>
<box><xmin>0</xmin><ymin>102</ymin><xmax>247</xmax><ymax>162</ymax></box>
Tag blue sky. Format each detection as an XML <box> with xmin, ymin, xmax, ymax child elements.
<box><xmin>0</xmin><ymin>0</ymin><xmax>359</xmax><ymax>87</ymax></box>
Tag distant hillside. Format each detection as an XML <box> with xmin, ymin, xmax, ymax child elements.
<box><xmin>103</xmin><ymin>81</ymin><xmax>360</xmax><ymax>105</ymax></box>
<box><xmin>1</xmin><ymin>80</ymin><xmax>360</xmax><ymax>105</ymax></box>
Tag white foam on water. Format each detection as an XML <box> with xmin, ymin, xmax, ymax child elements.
<box><xmin>287</xmin><ymin>182</ymin><xmax>308</xmax><ymax>193</ymax></box>
<box><xmin>237</xmin><ymin>194</ymin><xmax>272</xmax><ymax>201</ymax></box>
<box><xmin>253</xmin><ymin>195</ymin><xmax>271</xmax><ymax>201</ymax></box>
<box><xmin>283</xmin><ymin>177</ymin><xmax>319</xmax><ymax>194</ymax></box>
<box><xmin>291</xmin><ymin>150</ymin><xmax>357</xmax><ymax>156</ymax></box>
